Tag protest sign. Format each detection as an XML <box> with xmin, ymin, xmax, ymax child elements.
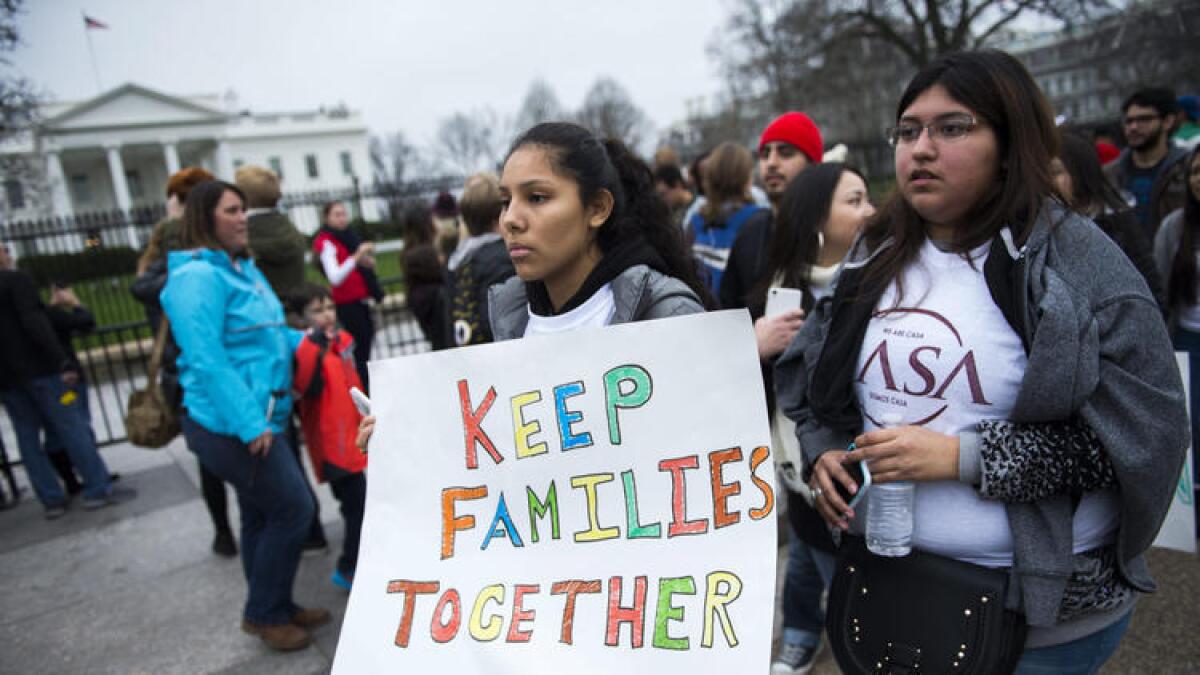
<box><xmin>333</xmin><ymin>311</ymin><xmax>776</xmax><ymax>673</ymax></box>
<box><xmin>1153</xmin><ymin>353</ymin><xmax>1196</xmax><ymax>554</ymax></box>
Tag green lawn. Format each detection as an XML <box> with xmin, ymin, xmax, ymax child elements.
<box><xmin>46</xmin><ymin>248</ymin><xmax>408</xmax><ymax>334</ymax></box>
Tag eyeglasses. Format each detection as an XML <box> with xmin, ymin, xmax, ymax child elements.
<box><xmin>887</xmin><ymin>113</ymin><xmax>978</xmax><ymax>147</ymax></box>
<box><xmin>1122</xmin><ymin>114</ymin><xmax>1161</xmax><ymax>127</ymax></box>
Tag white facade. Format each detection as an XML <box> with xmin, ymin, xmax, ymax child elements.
<box><xmin>2</xmin><ymin>83</ymin><xmax>376</xmax><ymax>228</ymax></box>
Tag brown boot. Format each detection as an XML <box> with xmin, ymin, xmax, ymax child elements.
<box><xmin>241</xmin><ymin>619</ymin><xmax>312</xmax><ymax>651</ymax></box>
<box><xmin>291</xmin><ymin>606</ymin><xmax>332</xmax><ymax>629</ymax></box>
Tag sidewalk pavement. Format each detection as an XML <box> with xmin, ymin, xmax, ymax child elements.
<box><xmin>2</xmin><ymin>438</ymin><xmax>1198</xmax><ymax>674</ymax></box>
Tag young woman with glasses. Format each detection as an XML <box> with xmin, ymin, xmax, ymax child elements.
<box><xmin>776</xmin><ymin>50</ymin><xmax>1186</xmax><ymax>674</ymax></box>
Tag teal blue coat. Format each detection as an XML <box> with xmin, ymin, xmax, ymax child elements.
<box><xmin>162</xmin><ymin>249</ymin><xmax>300</xmax><ymax>443</ymax></box>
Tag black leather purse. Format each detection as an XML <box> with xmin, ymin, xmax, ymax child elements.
<box><xmin>826</xmin><ymin>535</ymin><xmax>1028</xmax><ymax>674</ymax></box>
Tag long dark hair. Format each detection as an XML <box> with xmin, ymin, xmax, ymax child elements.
<box><xmin>752</xmin><ymin>163</ymin><xmax>857</xmax><ymax>309</ymax></box>
<box><xmin>401</xmin><ymin>202</ymin><xmax>435</xmax><ymax>250</ymax></box>
<box><xmin>1056</xmin><ymin>132</ymin><xmax>1127</xmax><ymax>214</ymax></box>
<box><xmin>860</xmin><ymin>50</ymin><xmax>1059</xmax><ymax>297</ymax></box>
<box><xmin>181</xmin><ymin>180</ymin><xmax>246</xmax><ymax>252</ymax></box>
<box><xmin>1167</xmin><ymin>146</ymin><xmax>1200</xmax><ymax>308</ymax></box>
<box><xmin>505</xmin><ymin>122</ymin><xmax>708</xmax><ymax>302</ymax></box>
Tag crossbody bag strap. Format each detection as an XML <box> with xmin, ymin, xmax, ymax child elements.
<box><xmin>147</xmin><ymin>320</ymin><xmax>170</xmax><ymax>386</ymax></box>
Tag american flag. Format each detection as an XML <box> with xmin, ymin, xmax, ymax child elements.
<box><xmin>83</xmin><ymin>15</ymin><xmax>108</xmax><ymax>30</ymax></box>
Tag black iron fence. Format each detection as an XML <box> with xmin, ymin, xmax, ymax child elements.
<box><xmin>0</xmin><ymin>176</ymin><xmax>464</xmax><ymax>465</ymax></box>
<box><xmin>56</xmin><ymin>290</ymin><xmax>430</xmax><ymax>448</ymax></box>
<box><xmin>2</xmin><ymin>175</ymin><xmax>462</xmax><ymax>263</ymax></box>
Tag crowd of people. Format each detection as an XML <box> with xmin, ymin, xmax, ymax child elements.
<box><xmin>1</xmin><ymin>46</ymin><xmax>1197</xmax><ymax>672</ymax></box>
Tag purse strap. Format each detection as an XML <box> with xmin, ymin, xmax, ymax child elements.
<box><xmin>147</xmin><ymin>319</ymin><xmax>171</xmax><ymax>386</ymax></box>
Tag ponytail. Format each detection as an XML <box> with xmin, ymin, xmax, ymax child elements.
<box><xmin>598</xmin><ymin>138</ymin><xmax>710</xmax><ymax>305</ymax></box>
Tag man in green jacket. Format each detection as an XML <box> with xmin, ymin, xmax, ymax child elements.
<box><xmin>235</xmin><ymin>165</ymin><xmax>308</xmax><ymax>305</ymax></box>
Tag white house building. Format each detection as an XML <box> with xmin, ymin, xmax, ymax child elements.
<box><xmin>2</xmin><ymin>82</ymin><xmax>376</xmax><ymax>230</ymax></box>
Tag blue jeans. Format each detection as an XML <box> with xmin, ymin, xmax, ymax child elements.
<box><xmin>181</xmin><ymin>415</ymin><xmax>314</xmax><ymax>625</ymax></box>
<box><xmin>782</xmin><ymin>535</ymin><xmax>837</xmax><ymax>648</ymax></box>
<box><xmin>43</xmin><ymin>378</ymin><xmax>93</xmax><ymax>454</ymax></box>
<box><xmin>1013</xmin><ymin>609</ymin><xmax>1132</xmax><ymax>674</ymax></box>
<box><xmin>0</xmin><ymin>375</ymin><xmax>112</xmax><ymax>506</ymax></box>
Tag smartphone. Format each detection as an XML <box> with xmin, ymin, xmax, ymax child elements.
<box><xmin>765</xmin><ymin>287</ymin><xmax>805</xmax><ymax>318</ymax></box>
<box><xmin>833</xmin><ymin>457</ymin><xmax>872</xmax><ymax>510</ymax></box>
<box><xmin>350</xmin><ymin>387</ymin><xmax>371</xmax><ymax>416</ymax></box>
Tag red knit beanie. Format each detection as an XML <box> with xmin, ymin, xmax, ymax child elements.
<box><xmin>1094</xmin><ymin>141</ymin><xmax>1120</xmax><ymax>166</ymax></box>
<box><xmin>759</xmin><ymin>112</ymin><xmax>823</xmax><ymax>164</ymax></box>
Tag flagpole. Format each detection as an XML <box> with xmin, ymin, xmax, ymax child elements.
<box><xmin>82</xmin><ymin>11</ymin><xmax>102</xmax><ymax>93</ymax></box>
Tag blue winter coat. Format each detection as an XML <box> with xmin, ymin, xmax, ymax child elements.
<box><xmin>161</xmin><ymin>248</ymin><xmax>300</xmax><ymax>443</ymax></box>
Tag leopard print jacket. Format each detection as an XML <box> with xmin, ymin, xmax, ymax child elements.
<box><xmin>977</xmin><ymin>418</ymin><xmax>1134</xmax><ymax>621</ymax></box>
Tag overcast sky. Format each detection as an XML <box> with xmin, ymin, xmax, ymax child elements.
<box><xmin>13</xmin><ymin>0</ymin><xmax>731</xmax><ymax>153</ymax></box>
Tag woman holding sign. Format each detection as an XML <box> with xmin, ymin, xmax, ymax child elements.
<box><xmin>162</xmin><ymin>181</ymin><xmax>328</xmax><ymax>652</ymax></box>
<box><xmin>356</xmin><ymin>123</ymin><xmax>707</xmax><ymax>445</ymax></box>
<box><xmin>776</xmin><ymin>50</ymin><xmax>1186</xmax><ymax>674</ymax></box>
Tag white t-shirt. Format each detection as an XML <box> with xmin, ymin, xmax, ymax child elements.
<box><xmin>523</xmin><ymin>283</ymin><xmax>616</xmax><ymax>337</ymax></box>
<box><xmin>854</xmin><ymin>239</ymin><xmax>1118</xmax><ymax>567</ymax></box>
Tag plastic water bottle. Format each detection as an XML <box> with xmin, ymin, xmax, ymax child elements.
<box><xmin>866</xmin><ymin>413</ymin><xmax>914</xmax><ymax>557</ymax></box>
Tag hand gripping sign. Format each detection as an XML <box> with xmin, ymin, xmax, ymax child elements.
<box><xmin>333</xmin><ymin>311</ymin><xmax>776</xmax><ymax>673</ymax></box>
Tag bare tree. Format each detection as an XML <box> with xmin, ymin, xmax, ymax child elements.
<box><xmin>513</xmin><ymin>78</ymin><xmax>564</xmax><ymax>134</ymax></box>
<box><xmin>831</xmin><ymin>0</ymin><xmax>1109</xmax><ymax>69</ymax></box>
<box><xmin>369</xmin><ymin>131</ymin><xmax>419</xmax><ymax>187</ymax></box>
<box><xmin>709</xmin><ymin>0</ymin><xmax>909</xmax><ymax>151</ymax></box>
<box><xmin>1</xmin><ymin>0</ymin><xmax>48</xmax><ymax>218</ymax></box>
<box><xmin>1094</xmin><ymin>1</ymin><xmax>1200</xmax><ymax>93</ymax></box>
<box><xmin>435</xmin><ymin>108</ymin><xmax>503</xmax><ymax>175</ymax></box>
<box><xmin>709</xmin><ymin>0</ymin><xmax>835</xmax><ymax>114</ymax></box>
<box><xmin>574</xmin><ymin>77</ymin><xmax>651</xmax><ymax>149</ymax></box>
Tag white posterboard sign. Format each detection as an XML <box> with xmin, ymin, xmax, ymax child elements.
<box><xmin>333</xmin><ymin>311</ymin><xmax>777</xmax><ymax>673</ymax></box>
<box><xmin>1153</xmin><ymin>352</ymin><xmax>1196</xmax><ymax>554</ymax></box>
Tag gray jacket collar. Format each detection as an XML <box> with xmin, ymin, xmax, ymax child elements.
<box><xmin>488</xmin><ymin>264</ymin><xmax>685</xmax><ymax>341</ymax></box>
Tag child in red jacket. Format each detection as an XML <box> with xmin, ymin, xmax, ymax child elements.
<box><xmin>289</xmin><ymin>283</ymin><xmax>367</xmax><ymax>590</ymax></box>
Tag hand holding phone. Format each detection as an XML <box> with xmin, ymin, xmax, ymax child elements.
<box><xmin>833</xmin><ymin>454</ymin><xmax>872</xmax><ymax>511</ymax></box>
<box><xmin>765</xmin><ymin>287</ymin><xmax>805</xmax><ymax>318</ymax></box>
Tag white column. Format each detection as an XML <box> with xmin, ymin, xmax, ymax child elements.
<box><xmin>214</xmin><ymin>137</ymin><xmax>234</xmax><ymax>179</ymax></box>
<box><xmin>44</xmin><ymin>150</ymin><xmax>73</xmax><ymax>216</ymax></box>
<box><xmin>105</xmin><ymin>143</ymin><xmax>132</xmax><ymax>212</ymax></box>
<box><xmin>162</xmin><ymin>139</ymin><xmax>181</xmax><ymax>176</ymax></box>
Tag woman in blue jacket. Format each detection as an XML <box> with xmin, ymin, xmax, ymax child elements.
<box><xmin>161</xmin><ymin>181</ymin><xmax>327</xmax><ymax>652</ymax></box>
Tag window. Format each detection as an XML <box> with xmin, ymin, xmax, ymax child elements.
<box><xmin>71</xmin><ymin>175</ymin><xmax>91</xmax><ymax>204</ymax></box>
<box><xmin>269</xmin><ymin>156</ymin><xmax>284</xmax><ymax>179</ymax></box>
<box><xmin>340</xmin><ymin>151</ymin><xmax>354</xmax><ymax>177</ymax></box>
<box><xmin>4</xmin><ymin>179</ymin><xmax>24</xmax><ymax>209</ymax></box>
<box><xmin>305</xmin><ymin>154</ymin><xmax>320</xmax><ymax>179</ymax></box>
<box><xmin>125</xmin><ymin>170</ymin><xmax>144</xmax><ymax>200</ymax></box>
